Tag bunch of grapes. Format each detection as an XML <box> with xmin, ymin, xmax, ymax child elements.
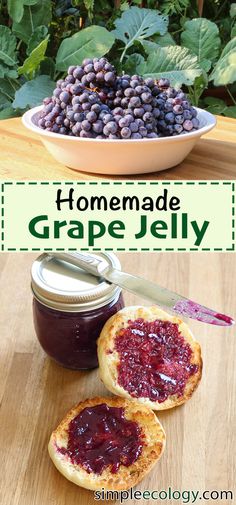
<box><xmin>154</xmin><ymin>78</ymin><xmax>199</xmax><ymax>136</ymax></box>
<box><xmin>38</xmin><ymin>57</ymin><xmax>199</xmax><ymax>140</ymax></box>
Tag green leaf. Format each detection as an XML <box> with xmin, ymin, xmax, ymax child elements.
<box><xmin>181</xmin><ymin>18</ymin><xmax>220</xmax><ymax>72</ymax></box>
<box><xmin>13</xmin><ymin>1</ymin><xmax>52</xmax><ymax>44</ymax></box>
<box><xmin>18</xmin><ymin>37</ymin><xmax>49</xmax><ymax>78</ymax></box>
<box><xmin>210</xmin><ymin>37</ymin><xmax>236</xmax><ymax>86</ymax></box>
<box><xmin>0</xmin><ymin>25</ymin><xmax>18</xmax><ymax>67</ymax></box>
<box><xmin>152</xmin><ymin>32</ymin><xmax>176</xmax><ymax>47</ymax></box>
<box><xmin>159</xmin><ymin>0</ymin><xmax>189</xmax><ymax>16</ymax></box>
<box><xmin>123</xmin><ymin>53</ymin><xmax>145</xmax><ymax>75</ymax></box>
<box><xmin>0</xmin><ymin>78</ymin><xmax>19</xmax><ymax>109</ymax></box>
<box><xmin>0</xmin><ymin>106</ymin><xmax>20</xmax><ymax>119</ymax></box>
<box><xmin>137</xmin><ymin>46</ymin><xmax>202</xmax><ymax>87</ymax></box>
<box><xmin>56</xmin><ymin>25</ymin><xmax>115</xmax><ymax>71</ymax></box>
<box><xmin>230</xmin><ymin>3</ymin><xmax>236</xmax><ymax>18</ymax></box>
<box><xmin>188</xmin><ymin>73</ymin><xmax>208</xmax><ymax>105</ymax></box>
<box><xmin>84</xmin><ymin>0</ymin><xmax>94</xmax><ymax>8</ymax></box>
<box><xmin>203</xmin><ymin>96</ymin><xmax>227</xmax><ymax>115</ymax></box>
<box><xmin>13</xmin><ymin>75</ymin><xmax>55</xmax><ymax>109</ymax></box>
<box><xmin>0</xmin><ymin>63</ymin><xmax>18</xmax><ymax>79</ymax></box>
<box><xmin>7</xmin><ymin>0</ymin><xmax>24</xmax><ymax>23</ymax></box>
<box><xmin>83</xmin><ymin>0</ymin><xmax>94</xmax><ymax>21</ymax></box>
<box><xmin>231</xmin><ymin>23</ymin><xmax>236</xmax><ymax>38</ymax></box>
<box><xmin>141</xmin><ymin>40</ymin><xmax>160</xmax><ymax>55</ymax></box>
<box><xmin>27</xmin><ymin>25</ymin><xmax>48</xmax><ymax>55</ymax></box>
<box><xmin>141</xmin><ymin>34</ymin><xmax>175</xmax><ymax>56</ymax></box>
<box><xmin>225</xmin><ymin>105</ymin><xmax>236</xmax><ymax>118</ymax></box>
<box><xmin>112</xmin><ymin>7</ymin><xmax>168</xmax><ymax>61</ymax></box>
<box><xmin>40</xmin><ymin>57</ymin><xmax>55</xmax><ymax>79</ymax></box>
<box><xmin>7</xmin><ymin>0</ymin><xmax>39</xmax><ymax>23</ymax></box>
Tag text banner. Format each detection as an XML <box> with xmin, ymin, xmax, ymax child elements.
<box><xmin>1</xmin><ymin>181</ymin><xmax>234</xmax><ymax>252</ymax></box>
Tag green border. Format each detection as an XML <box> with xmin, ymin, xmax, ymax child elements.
<box><xmin>1</xmin><ymin>181</ymin><xmax>235</xmax><ymax>252</ymax></box>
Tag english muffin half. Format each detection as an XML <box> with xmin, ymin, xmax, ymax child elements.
<box><xmin>48</xmin><ymin>395</ymin><xmax>166</xmax><ymax>491</ymax></box>
<box><xmin>97</xmin><ymin>306</ymin><xmax>202</xmax><ymax>411</ymax></box>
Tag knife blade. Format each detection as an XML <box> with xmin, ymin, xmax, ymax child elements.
<box><xmin>51</xmin><ymin>252</ymin><xmax>234</xmax><ymax>327</ymax></box>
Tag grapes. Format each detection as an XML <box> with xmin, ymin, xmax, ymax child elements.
<box><xmin>93</xmin><ymin>121</ymin><xmax>103</xmax><ymax>134</ymax></box>
<box><xmin>129</xmin><ymin>96</ymin><xmax>141</xmax><ymax>108</ymax></box>
<box><xmin>103</xmin><ymin>113</ymin><xmax>113</xmax><ymax>124</ymax></box>
<box><xmin>119</xmin><ymin>116</ymin><xmax>132</xmax><ymax>128</ymax></box>
<box><xmin>121</xmin><ymin>127</ymin><xmax>131</xmax><ymax>139</ymax></box>
<box><xmin>81</xmin><ymin>120</ymin><xmax>92</xmax><ymax>131</ymax></box>
<box><xmin>183</xmin><ymin>120</ymin><xmax>193</xmax><ymax>131</ymax></box>
<box><xmin>131</xmin><ymin>132</ymin><xmax>142</xmax><ymax>139</ymax></box>
<box><xmin>86</xmin><ymin>111</ymin><xmax>97</xmax><ymax>123</ymax></box>
<box><xmin>141</xmin><ymin>92</ymin><xmax>152</xmax><ymax>104</ymax></box>
<box><xmin>38</xmin><ymin>57</ymin><xmax>200</xmax><ymax>139</ymax></box>
<box><xmin>104</xmin><ymin>71</ymin><xmax>116</xmax><ymax>84</ymax></box>
<box><xmin>103</xmin><ymin>122</ymin><xmax>118</xmax><ymax>135</ymax></box>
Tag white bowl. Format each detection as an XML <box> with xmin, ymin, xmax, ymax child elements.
<box><xmin>22</xmin><ymin>106</ymin><xmax>216</xmax><ymax>175</ymax></box>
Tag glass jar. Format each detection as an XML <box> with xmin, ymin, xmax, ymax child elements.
<box><xmin>31</xmin><ymin>253</ymin><xmax>124</xmax><ymax>370</ymax></box>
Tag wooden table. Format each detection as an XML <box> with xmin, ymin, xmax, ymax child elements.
<box><xmin>0</xmin><ymin>252</ymin><xmax>235</xmax><ymax>505</ymax></box>
<box><xmin>0</xmin><ymin>116</ymin><xmax>236</xmax><ymax>180</ymax></box>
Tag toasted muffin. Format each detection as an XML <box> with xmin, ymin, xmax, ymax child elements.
<box><xmin>97</xmin><ymin>306</ymin><xmax>202</xmax><ymax>411</ymax></box>
<box><xmin>48</xmin><ymin>396</ymin><xmax>166</xmax><ymax>491</ymax></box>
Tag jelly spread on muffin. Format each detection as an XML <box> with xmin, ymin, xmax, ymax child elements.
<box><xmin>114</xmin><ymin>318</ymin><xmax>199</xmax><ymax>403</ymax></box>
<box><xmin>57</xmin><ymin>403</ymin><xmax>144</xmax><ymax>474</ymax></box>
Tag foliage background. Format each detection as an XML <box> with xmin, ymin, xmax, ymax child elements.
<box><xmin>0</xmin><ymin>0</ymin><xmax>235</xmax><ymax>119</ymax></box>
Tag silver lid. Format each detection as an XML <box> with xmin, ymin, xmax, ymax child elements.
<box><xmin>31</xmin><ymin>252</ymin><xmax>121</xmax><ymax>312</ymax></box>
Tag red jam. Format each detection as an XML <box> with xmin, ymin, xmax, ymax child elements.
<box><xmin>114</xmin><ymin>318</ymin><xmax>198</xmax><ymax>403</ymax></box>
<box><xmin>57</xmin><ymin>403</ymin><xmax>143</xmax><ymax>474</ymax></box>
<box><xmin>33</xmin><ymin>293</ymin><xmax>124</xmax><ymax>370</ymax></box>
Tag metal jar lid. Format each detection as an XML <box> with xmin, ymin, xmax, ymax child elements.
<box><xmin>31</xmin><ymin>252</ymin><xmax>122</xmax><ymax>312</ymax></box>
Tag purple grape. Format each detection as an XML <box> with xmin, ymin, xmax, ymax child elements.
<box><xmin>174</xmin><ymin>124</ymin><xmax>183</xmax><ymax>134</ymax></box>
<box><xmin>165</xmin><ymin>112</ymin><xmax>175</xmax><ymax>124</ymax></box>
<box><xmin>103</xmin><ymin>122</ymin><xmax>117</xmax><ymax>135</ymax></box>
<box><xmin>102</xmin><ymin>114</ymin><xmax>112</xmax><ymax>125</ymax></box>
<box><xmin>38</xmin><ymin>56</ymin><xmax>199</xmax><ymax>139</ymax></box>
<box><xmin>130</xmin><ymin>121</ymin><xmax>139</xmax><ymax>133</ymax></box>
<box><xmin>147</xmin><ymin>132</ymin><xmax>158</xmax><ymax>138</ymax></box>
<box><xmin>73</xmin><ymin>67</ymin><xmax>84</xmax><ymax>79</ymax></box>
<box><xmin>173</xmin><ymin>104</ymin><xmax>184</xmax><ymax>114</ymax></box>
<box><xmin>158</xmin><ymin>78</ymin><xmax>170</xmax><ymax>88</ymax></box>
<box><xmin>86</xmin><ymin>111</ymin><xmax>97</xmax><ymax>123</ymax></box>
<box><xmin>139</xmin><ymin>126</ymin><xmax>148</xmax><ymax>137</ymax></box>
<box><xmin>134</xmin><ymin>107</ymin><xmax>145</xmax><ymax>118</ymax></box>
<box><xmin>124</xmin><ymin>88</ymin><xmax>135</xmax><ymax>98</ymax></box>
<box><xmin>94</xmin><ymin>60</ymin><xmax>104</xmax><ymax>72</ymax></box>
<box><xmin>84</xmin><ymin>64</ymin><xmax>94</xmax><ymax>73</ymax></box>
<box><xmin>81</xmin><ymin>119</ymin><xmax>91</xmax><ymax>131</ymax></box>
<box><xmin>92</xmin><ymin>121</ymin><xmax>103</xmax><ymax>134</ymax></box>
<box><xmin>192</xmin><ymin>117</ymin><xmax>200</xmax><ymax>128</ymax></box>
<box><xmin>74</xmin><ymin>112</ymin><xmax>84</xmax><ymax>122</ymax></box>
<box><xmin>129</xmin><ymin>96</ymin><xmax>141</xmax><ymax>108</ymax></box>
<box><xmin>175</xmin><ymin>114</ymin><xmax>184</xmax><ymax>124</ymax></box>
<box><xmin>183</xmin><ymin>109</ymin><xmax>192</xmax><ymax>120</ymax></box>
<box><xmin>143</xmin><ymin>112</ymin><xmax>153</xmax><ymax>122</ymax></box>
<box><xmin>141</xmin><ymin>92</ymin><xmax>152</xmax><ymax>104</ymax></box>
<box><xmin>104</xmin><ymin>71</ymin><xmax>116</xmax><ymax>84</ymax></box>
<box><xmin>131</xmin><ymin>132</ymin><xmax>142</xmax><ymax>139</ymax></box>
<box><xmin>82</xmin><ymin>58</ymin><xmax>93</xmax><ymax>66</ymax></box>
<box><xmin>183</xmin><ymin>120</ymin><xmax>193</xmax><ymax>131</ymax></box>
<box><xmin>87</xmin><ymin>72</ymin><xmax>96</xmax><ymax>83</ymax></box>
<box><xmin>80</xmin><ymin>130</ymin><xmax>93</xmax><ymax>138</ymax></box>
<box><xmin>82</xmin><ymin>102</ymin><xmax>91</xmax><ymax>111</ymax></box>
<box><xmin>121</xmin><ymin>127</ymin><xmax>131</xmax><ymax>139</ymax></box>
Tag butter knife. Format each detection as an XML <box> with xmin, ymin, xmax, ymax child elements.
<box><xmin>50</xmin><ymin>252</ymin><xmax>234</xmax><ymax>327</ymax></box>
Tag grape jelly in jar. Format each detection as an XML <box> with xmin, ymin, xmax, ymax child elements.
<box><xmin>31</xmin><ymin>253</ymin><xmax>124</xmax><ymax>369</ymax></box>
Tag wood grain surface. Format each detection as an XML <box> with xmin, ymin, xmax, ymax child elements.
<box><xmin>0</xmin><ymin>252</ymin><xmax>235</xmax><ymax>505</ymax></box>
<box><xmin>0</xmin><ymin>116</ymin><xmax>236</xmax><ymax>180</ymax></box>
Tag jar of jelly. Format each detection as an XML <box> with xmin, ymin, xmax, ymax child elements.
<box><xmin>31</xmin><ymin>253</ymin><xmax>124</xmax><ymax>370</ymax></box>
